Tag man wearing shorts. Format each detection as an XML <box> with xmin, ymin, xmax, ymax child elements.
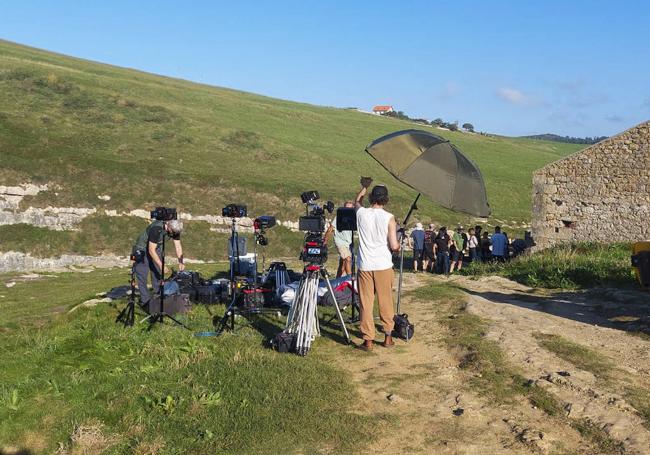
<box><xmin>324</xmin><ymin>200</ymin><xmax>355</xmax><ymax>277</ymax></box>
<box><xmin>423</xmin><ymin>223</ymin><xmax>436</xmax><ymax>272</ymax></box>
<box><xmin>409</xmin><ymin>222</ymin><xmax>425</xmax><ymax>272</ymax></box>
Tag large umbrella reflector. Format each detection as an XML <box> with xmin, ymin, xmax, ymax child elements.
<box><xmin>365</xmin><ymin>129</ymin><xmax>490</xmax><ymax>217</ymax></box>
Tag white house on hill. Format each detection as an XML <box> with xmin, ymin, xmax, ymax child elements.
<box><xmin>372</xmin><ymin>105</ymin><xmax>394</xmax><ymax>115</ymax></box>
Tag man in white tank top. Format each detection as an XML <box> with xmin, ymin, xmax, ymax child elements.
<box><xmin>355</xmin><ymin>180</ymin><xmax>401</xmax><ymax>351</ymax></box>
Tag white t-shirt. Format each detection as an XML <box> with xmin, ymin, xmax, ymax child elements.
<box><xmin>356</xmin><ymin>206</ymin><xmax>394</xmax><ymax>271</ymax></box>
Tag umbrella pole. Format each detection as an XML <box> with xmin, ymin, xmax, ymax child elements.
<box><xmin>396</xmin><ymin>193</ymin><xmax>420</xmax><ymax>314</ymax></box>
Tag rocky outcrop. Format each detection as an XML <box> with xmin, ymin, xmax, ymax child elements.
<box><xmin>0</xmin><ymin>184</ymin><xmax>302</xmax><ymax>232</ymax></box>
<box><xmin>0</xmin><ymin>251</ymin><xmax>128</xmax><ymax>273</ymax></box>
<box><xmin>0</xmin><ymin>206</ymin><xmax>97</xmax><ymax>230</ymax></box>
<box><xmin>0</xmin><ymin>183</ymin><xmax>49</xmax><ymax>210</ymax></box>
<box><xmin>532</xmin><ymin>120</ymin><xmax>650</xmax><ymax>249</ymax></box>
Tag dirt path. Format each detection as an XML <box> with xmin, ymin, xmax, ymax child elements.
<box><xmin>450</xmin><ymin>275</ymin><xmax>650</xmax><ymax>454</ymax></box>
<box><xmin>334</xmin><ymin>273</ymin><xmax>650</xmax><ymax>454</ymax></box>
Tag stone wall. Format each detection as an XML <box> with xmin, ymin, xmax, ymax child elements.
<box><xmin>532</xmin><ymin>120</ymin><xmax>650</xmax><ymax>249</ymax></box>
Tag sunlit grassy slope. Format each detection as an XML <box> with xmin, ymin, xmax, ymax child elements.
<box><xmin>0</xmin><ymin>39</ymin><xmax>584</xmax><ymax>258</ymax></box>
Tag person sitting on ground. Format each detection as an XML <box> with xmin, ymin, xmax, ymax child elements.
<box><xmin>132</xmin><ymin>218</ymin><xmax>185</xmax><ymax>309</ymax></box>
<box><xmin>480</xmin><ymin>231</ymin><xmax>491</xmax><ymax>262</ymax></box>
<box><xmin>434</xmin><ymin>226</ymin><xmax>451</xmax><ymax>275</ymax></box>
<box><xmin>449</xmin><ymin>226</ymin><xmax>465</xmax><ymax>274</ymax></box>
<box><xmin>468</xmin><ymin>227</ymin><xmax>479</xmax><ymax>262</ymax></box>
<box><xmin>355</xmin><ymin>179</ymin><xmax>400</xmax><ymax>351</ymax></box>
<box><xmin>409</xmin><ymin>222</ymin><xmax>425</xmax><ymax>272</ymax></box>
<box><xmin>423</xmin><ymin>223</ymin><xmax>436</xmax><ymax>272</ymax></box>
<box><xmin>491</xmin><ymin>226</ymin><xmax>507</xmax><ymax>262</ymax></box>
<box><xmin>324</xmin><ymin>200</ymin><xmax>355</xmax><ymax>277</ymax></box>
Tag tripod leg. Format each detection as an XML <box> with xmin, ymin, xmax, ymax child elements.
<box><xmin>161</xmin><ymin>312</ymin><xmax>190</xmax><ymax>330</ymax></box>
<box><xmin>322</xmin><ymin>270</ymin><xmax>351</xmax><ymax>344</ymax></box>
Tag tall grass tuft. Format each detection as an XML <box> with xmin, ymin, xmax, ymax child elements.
<box><xmin>461</xmin><ymin>242</ymin><xmax>632</xmax><ymax>289</ymax></box>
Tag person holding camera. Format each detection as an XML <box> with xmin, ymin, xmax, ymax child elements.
<box><xmin>324</xmin><ymin>200</ymin><xmax>355</xmax><ymax>278</ymax></box>
<box><xmin>132</xmin><ymin>218</ymin><xmax>185</xmax><ymax>309</ymax></box>
<box><xmin>355</xmin><ymin>178</ymin><xmax>401</xmax><ymax>351</ymax></box>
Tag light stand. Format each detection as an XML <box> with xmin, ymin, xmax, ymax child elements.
<box><xmin>396</xmin><ymin>193</ymin><xmax>420</xmax><ymax>314</ymax></box>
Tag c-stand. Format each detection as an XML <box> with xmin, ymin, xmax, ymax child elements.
<box><xmin>396</xmin><ymin>193</ymin><xmax>421</xmax><ymax>313</ymax></box>
<box><xmin>325</xmin><ymin>207</ymin><xmax>360</xmax><ymax>324</ymax></box>
<box><xmin>214</xmin><ymin>216</ymin><xmax>278</xmax><ymax>335</ymax></box>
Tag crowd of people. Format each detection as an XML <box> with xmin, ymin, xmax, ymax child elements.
<box><xmin>406</xmin><ymin>223</ymin><xmax>528</xmax><ymax>275</ymax></box>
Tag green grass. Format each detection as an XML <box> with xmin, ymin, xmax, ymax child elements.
<box><xmin>461</xmin><ymin>243</ymin><xmax>633</xmax><ymax>289</ymax></box>
<box><xmin>533</xmin><ymin>333</ymin><xmax>615</xmax><ymax>380</ymax></box>
<box><xmin>0</xmin><ymin>268</ymin><xmax>373</xmax><ymax>454</ymax></box>
<box><xmin>0</xmin><ymin>39</ymin><xmax>585</xmax><ymax>259</ymax></box>
<box><xmin>569</xmin><ymin>419</ymin><xmax>626</xmax><ymax>455</ymax></box>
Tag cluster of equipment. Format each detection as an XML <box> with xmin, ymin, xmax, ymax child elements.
<box><xmin>116</xmin><ymin>197</ymin><xmax>355</xmax><ymax>351</ymax></box>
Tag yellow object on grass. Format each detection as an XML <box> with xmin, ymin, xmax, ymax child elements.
<box><xmin>631</xmin><ymin>241</ymin><xmax>650</xmax><ymax>288</ymax></box>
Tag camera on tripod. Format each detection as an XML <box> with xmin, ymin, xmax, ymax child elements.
<box><xmin>222</xmin><ymin>204</ymin><xmax>247</xmax><ymax>218</ymax></box>
<box><xmin>150</xmin><ymin>206</ymin><xmax>177</xmax><ymax>221</ymax></box>
<box><xmin>298</xmin><ymin>190</ymin><xmax>334</xmax><ymax>264</ymax></box>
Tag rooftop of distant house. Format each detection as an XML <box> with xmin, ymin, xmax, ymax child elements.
<box><xmin>372</xmin><ymin>105</ymin><xmax>393</xmax><ymax>112</ymax></box>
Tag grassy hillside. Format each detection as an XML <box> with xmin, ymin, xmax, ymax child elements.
<box><xmin>0</xmin><ymin>40</ymin><xmax>584</xmax><ymax>259</ymax></box>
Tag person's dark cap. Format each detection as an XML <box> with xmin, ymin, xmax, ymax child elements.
<box><xmin>370</xmin><ymin>185</ymin><xmax>388</xmax><ymax>199</ymax></box>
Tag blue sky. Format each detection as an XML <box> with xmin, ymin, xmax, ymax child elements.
<box><xmin>2</xmin><ymin>0</ymin><xmax>649</xmax><ymax>137</ymax></box>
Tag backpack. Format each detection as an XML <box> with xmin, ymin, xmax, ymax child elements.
<box><xmin>393</xmin><ymin>313</ymin><xmax>414</xmax><ymax>341</ymax></box>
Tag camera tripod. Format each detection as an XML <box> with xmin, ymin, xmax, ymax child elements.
<box><xmin>285</xmin><ymin>263</ymin><xmax>351</xmax><ymax>356</ymax></box>
<box><xmin>115</xmin><ymin>263</ymin><xmax>139</xmax><ymax>327</ymax></box>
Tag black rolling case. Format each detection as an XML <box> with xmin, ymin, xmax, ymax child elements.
<box><xmin>147</xmin><ymin>294</ymin><xmax>192</xmax><ymax>316</ymax></box>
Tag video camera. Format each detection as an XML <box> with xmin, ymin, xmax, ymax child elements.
<box><xmin>150</xmin><ymin>206</ymin><xmax>177</xmax><ymax>221</ymax></box>
<box><xmin>222</xmin><ymin>204</ymin><xmax>247</xmax><ymax>218</ymax></box>
<box><xmin>298</xmin><ymin>191</ymin><xmax>334</xmax><ymax>233</ymax></box>
<box><xmin>254</xmin><ymin>215</ymin><xmax>276</xmax><ymax>246</ymax></box>
<box><xmin>298</xmin><ymin>191</ymin><xmax>334</xmax><ymax>264</ymax></box>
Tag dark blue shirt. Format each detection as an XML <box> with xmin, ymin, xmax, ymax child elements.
<box><xmin>411</xmin><ymin>229</ymin><xmax>425</xmax><ymax>250</ymax></box>
<box><xmin>491</xmin><ymin>233</ymin><xmax>507</xmax><ymax>256</ymax></box>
